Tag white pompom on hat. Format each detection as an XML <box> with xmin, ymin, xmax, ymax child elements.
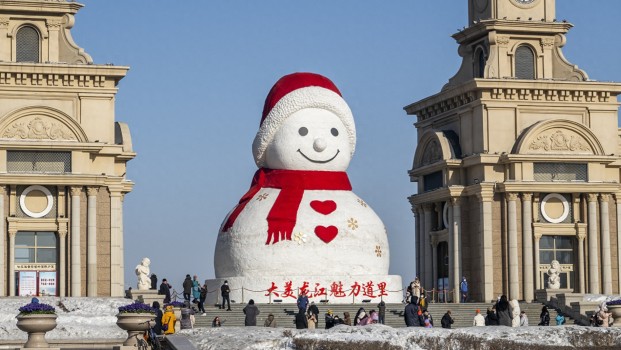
<box><xmin>252</xmin><ymin>72</ymin><xmax>356</xmax><ymax>168</ymax></box>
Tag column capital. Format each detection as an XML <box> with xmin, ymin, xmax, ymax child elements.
<box><xmin>534</xmin><ymin>232</ymin><xmax>543</xmax><ymax>240</ymax></box>
<box><xmin>86</xmin><ymin>187</ymin><xmax>99</xmax><ymax>197</ymax></box>
<box><xmin>476</xmin><ymin>191</ymin><xmax>494</xmax><ymax>202</ymax></box>
<box><xmin>600</xmin><ymin>194</ymin><xmax>611</xmax><ymax>203</ymax></box>
<box><xmin>0</xmin><ymin>185</ymin><xmax>6</xmax><ymax>195</ymax></box>
<box><xmin>613</xmin><ymin>193</ymin><xmax>621</xmax><ymax>203</ymax></box>
<box><xmin>506</xmin><ymin>192</ymin><xmax>519</xmax><ymax>201</ymax></box>
<box><xmin>8</xmin><ymin>228</ymin><xmax>18</xmax><ymax>237</ymax></box>
<box><xmin>430</xmin><ymin>235</ymin><xmax>439</xmax><ymax>247</ymax></box>
<box><xmin>577</xmin><ymin>233</ymin><xmax>587</xmax><ymax>241</ymax></box>
<box><xmin>450</xmin><ymin>197</ymin><xmax>461</xmax><ymax>206</ymax></box>
<box><xmin>70</xmin><ymin>186</ymin><xmax>83</xmax><ymax>196</ymax></box>
<box><xmin>58</xmin><ymin>229</ymin><xmax>68</xmax><ymax>237</ymax></box>
<box><xmin>46</xmin><ymin>18</ymin><xmax>62</xmax><ymax>29</ymax></box>
<box><xmin>521</xmin><ymin>193</ymin><xmax>533</xmax><ymax>201</ymax></box>
<box><xmin>422</xmin><ymin>203</ymin><xmax>434</xmax><ymax>211</ymax></box>
<box><xmin>587</xmin><ymin>193</ymin><xmax>599</xmax><ymax>202</ymax></box>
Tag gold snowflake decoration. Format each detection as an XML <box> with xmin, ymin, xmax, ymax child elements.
<box><xmin>347</xmin><ymin>218</ymin><xmax>359</xmax><ymax>230</ymax></box>
<box><xmin>375</xmin><ymin>245</ymin><xmax>382</xmax><ymax>257</ymax></box>
<box><xmin>357</xmin><ymin>198</ymin><xmax>367</xmax><ymax>207</ymax></box>
<box><xmin>293</xmin><ymin>232</ymin><xmax>307</xmax><ymax>245</ymax></box>
<box><xmin>256</xmin><ymin>193</ymin><xmax>269</xmax><ymax>201</ymax></box>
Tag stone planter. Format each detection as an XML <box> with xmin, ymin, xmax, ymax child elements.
<box><xmin>608</xmin><ymin>305</ymin><xmax>621</xmax><ymax>327</ymax></box>
<box><xmin>116</xmin><ymin>313</ymin><xmax>155</xmax><ymax>346</ymax></box>
<box><xmin>16</xmin><ymin>313</ymin><xmax>58</xmax><ymax>348</ymax></box>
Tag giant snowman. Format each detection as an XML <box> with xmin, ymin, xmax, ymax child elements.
<box><xmin>207</xmin><ymin>73</ymin><xmax>402</xmax><ymax>304</ymax></box>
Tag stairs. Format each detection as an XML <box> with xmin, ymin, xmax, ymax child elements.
<box><xmin>192</xmin><ymin>301</ymin><xmax>559</xmax><ymax>328</ymax></box>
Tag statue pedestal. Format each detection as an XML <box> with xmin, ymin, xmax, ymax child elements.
<box><xmin>129</xmin><ymin>289</ymin><xmax>164</xmax><ymax>306</ymax></box>
<box><xmin>535</xmin><ymin>288</ymin><xmax>572</xmax><ymax>304</ymax></box>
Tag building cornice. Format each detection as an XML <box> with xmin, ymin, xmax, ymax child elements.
<box><xmin>452</xmin><ymin>20</ymin><xmax>573</xmax><ymax>45</ymax></box>
<box><xmin>405</xmin><ymin>79</ymin><xmax>621</xmax><ymax>122</ymax></box>
<box><xmin>0</xmin><ymin>1</ymin><xmax>83</xmax><ymax>15</ymax></box>
<box><xmin>497</xmin><ymin>181</ymin><xmax>620</xmax><ymax>194</ymax></box>
<box><xmin>0</xmin><ymin>63</ymin><xmax>128</xmax><ymax>89</ymax></box>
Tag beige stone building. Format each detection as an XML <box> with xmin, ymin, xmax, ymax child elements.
<box><xmin>406</xmin><ymin>0</ymin><xmax>621</xmax><ymax>302</ymax></box>
<box><xmin>0</xmin><ymin>0</ymin><xmax>134</xmax><ymax>297</ymax></box>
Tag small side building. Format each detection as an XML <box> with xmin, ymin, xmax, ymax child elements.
<box><xmin>0</xmin><ymin>0</ymin><xmax>134</xmax><ymax>297</ymax></box>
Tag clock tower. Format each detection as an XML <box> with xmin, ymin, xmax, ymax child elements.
<box><xmin>406</xmin><ymin>0</ymin><xmax>621</xmax><ymax>304</ymax></box>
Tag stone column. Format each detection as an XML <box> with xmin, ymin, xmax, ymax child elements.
<box><xmin>435</xmin><ymin>203</ymin><xmax>443</xmax><ymax>230</ymax></box>
<box><xmin>478</xmin><ymin>191</ymin><xmax>494</xmax><ymax>302</ymax></box>
<box><xmin>58</xmin><ymin>229</ymin><xmax>67</xmax><ymax>297</ymax></box>
<box><xmin>414</xmin><ymin>206</ymin><xmax>420</xmax><ymax>278</ymax></box>
<box><xmin>119</xmin><ymin>194</ymin><xmax>125</xmax><ymax>294</ymax></box>
<box><xmin>534</xmin><ymin>233</ymin><xmax>541</xmax><ymax>290</ymax></box>
<box><xmin>507</xmin><ymin>193</ymin><xmax>519</xmax><ymax>300</ymax></box>
<box><xmin>417</xmin><ymin>205</ymin><xmax>426</xmax><ymax>283</ymax></box>
<box><xmin>431</xmin><ymin>236</ymin><xmax>438</xmax><ymax>297</ymax></box>
<box><xmin>110</xmin><ymin>190</ymin><xmax>123</xmax><ymax>297</ymax></box>
<box><xmin>0</xmin><ymin>17</ymin><xmax>10</xmax><ymax>61</ymax></box>
<box><xmin>451</xmin><ymin>197</ymin><xmax>462</xmax><ymax>303</ymax></box>
<box><xmin>587</xmin><ymin>193</ymin><xmax>599</xmax><ymax>294</ymax></box>
<box><xmin>0</xmin><ymin>186</ymin><xmax>5</xmax><ymax>296</ymax></box>
<box><xmin>578</xmin><ymin>233</ymin><xmax>586</xmax><ymax>294</ymax></box>
<box><xmin>423</xmin><ymin>204</ymin><xmax>434</xmax><ymax>290</ymax></box>
<box><xmin>8</xmin><ymin>228</ymin><xmax>17</xmax><ymax>296</ymax></box>
<box><xmin>86</xmin><ymin>187</ymin><xmax>99</xmax><ymax>297</ymax></box>
<box><xmin>522</xmin><ymin>193</ymin><xmax>534</xmax><ymax>302</ymax></box>
<box><xmin>615</xmin><ymin>194</ymin><xmax>621</xmax><ymax>293</ymax></box>
<box><xmin>70</xmin><ymin>186</ymin><xmax>82</xmax><ymax>297</ymax></box>
<box><xmin>46</xmin><ymin>19</ymin><xmax>62</xmax><ymax>62</ymax></box>
<box><xmin>600</xmin><ymin>194</ymin><xmax>612</xmax><ymax>295</ymax></box>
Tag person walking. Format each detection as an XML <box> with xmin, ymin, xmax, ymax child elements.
<box><xmin>473</xmin><ymin>309</ymin><xmax>485</xmax><ymax>327</ymax></box>
<box><xmin>192</xmin><ymin>275</ymin><xmax>201</xmax><ymax>304</ymax></box>
<box><xmin>264</xmin><ymin>313</ymin><xmax>278</xmax><ymax>328</ymax></box>
<box><xmin>538</xmin><ymin>306</ymin><xmax>550</xmax><ymax>326</ymax></box>
<box><xmin>220</xmin><ymin>280</ymin><xmax>231</xmax><ymax>311</ymax></box>
<box><xmin>441</xmin><ymin>310</ymin><xmax>454</xmax><ymax>329</ymax></box>
<box><xmin>495</xmin><ymin>295</ymin><xmax>513</xmax><ymax>327</ymax></box>
<box><xmin>404</xmin><ymin>298</ymin><xmax>418</xmax><ymax>327</ymax></box>
<box><xmin>159</xmin><ymin>278</ymin><xmax>171</xmax><ymax>304</ymax></box>
<box><xmin>243</xmin><ymin>299</ymin><xmax>260</xmax><ymax>326</ymax></box>
<box><xmin>182</xmin><ymin>274</ymin><xmax>193</xmax><ymax>303</ymax></box>
<box><xmin>295</xmin><ymin>310</ymin><xmax>307</xmax><ymax>329</ymax></box>
<box><xmin>460</xmin><ymin>277</ymin><xmax>468</xmax><ymax>303</ymax></box>
<box><xmin>555</xmin><ymin>311</ymin><xmax>566</xmax><ymax>326</ymax></box>
<box><xmin>377</xmin><ymin>300</ymin><xmax>386</xmax><ymax>325</ymax></box>
<box><xmin>198</xmin><ymin>284</ymin><xmax>207</xmax><ymax>316</ymax></box>
<box><xmin>308</xmin><ymin>301</ymin><xmax>320</xmax><ymax>328</ymax></box>
<box><xmin>162</xmin><ymin>305</ymin><xmax>177</xmax><ymax>335</ymax></box>
<box><xmin>519</xmin><ymin>311</ymin><xmax>529</xmax><ymax>326</ymax></box>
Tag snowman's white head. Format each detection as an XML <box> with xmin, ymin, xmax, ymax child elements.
<box><xmin>265</xmin><ymin>108</ymin><xmax>352</xmax><ymax>170</ymax></box>
<box><xmin>252</xmin><ymin>73</ymin><xmax>356</xmax><ymax>169</ymax></box>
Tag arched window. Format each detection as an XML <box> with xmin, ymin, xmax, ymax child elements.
<box><xmin>474</xmin><ymin>49</ymin><xmax>486</xmax><ymax>78</ymax></box>
<box><xmin>515</xmin><ymin>45</ymin><xmax>535</xmax><ymax>79</ymax></box>
<box><xmin>16</xmin><ymin>26</ymin><xmax>40</xmax><ymax>62</ymax></box>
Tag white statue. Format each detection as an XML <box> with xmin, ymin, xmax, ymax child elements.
<box><xmin>135</xmin><ymin>257</ymin><xmax>151</xmax><ymax>290</ymax></box>
<box><xmin>510</xmin><ymin>299</ymin><xmax>521</xmax><ymax>327</ymax></box>
<box><xmin>547</xmin><ymin>260</ymin><xmax>561</xmax><ymax>289</ymax></box>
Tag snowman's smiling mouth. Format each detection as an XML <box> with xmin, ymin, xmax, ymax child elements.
<box><xmin>297</xmin><ymin>149</ymin><xmax>340</xmax><ymax>164</ymax></box>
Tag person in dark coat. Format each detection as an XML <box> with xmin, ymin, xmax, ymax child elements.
<box><xmin>297</xmin><ymin>292</ymin><xmax>309</xmax><ymax>312</ymax></box>
<box><xmin>495</xmin><ymin>295</ymin><xmax>513</xmax><ymax>326</ymax></box>
<box><xmin>221</xmin><ymin>281</ymin><xmax>231</xmax><ymax>311</ymax></box>
<box><xmin>538</xmin><ymin>306</ymin><xmax>550</xmax><ymax>326</ymax></box>
<box><xmin>150</xmin><ymin>274</ymin><xmax>157</xmax><ymax>290</ymax></box>
<box><xmin>243</xmin><ymin>299</ymin><xmax>260</xmax><ymax>326</ymax></box>
<box><xmin>182</xmin><ymin>274</ymin><xmax>193</xmax><ymax>302</ymax></box>
<box><xmin>308</xmin><ymin>301</ymin><xmax>320</xmax><ymax>328</ymax></box>
<box><xmin>441</xmin><ymin>310</ymin><xmax>454</xmax><ymax>329</ymax></box>
<box><xmin>159</xmin><ymin>278</ymin><xmax>171</xmax><ymax>304</ymax></box>
<box><xmin>404</xmin><ymin>298</ymin><xmax>418</xmax><ymax>327</ymax></box>
<box><xmin>295</xmin><ymin>309</ymin><xmax>308</xmax><ymax>329</ymax></box>
<box><xmin>485</xmin><ymin>307</ymin><xmax>499</xmax><ymax>326</ymax></box>
<box><xmin>353</xmin><ymin>307</ymin><xmax>366</xmax><ymax>326</ymax></box>
<box><xmin>325</xmin><ymin>310</ymin><xmax>335</xmax><ymax>329</ymax></box>
<box><xmin>198</xmin><ymin>284</ymin><xmax>207</xmax><ymax>315</ymax></box>
<box><xmin>152</xmin><ymin>301</ymin><xmax>163</xmax><ymax>335</ymax></box>
<box><xmin>378</xmin><ymin>300</ymin><xmax>386</xmax><ymax>325</ymax></box>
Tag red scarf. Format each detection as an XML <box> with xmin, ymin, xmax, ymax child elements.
<box><xmin>223</xmin><ymin>168</ymin><xmax>351</xmax><ymax>244</ymax></box>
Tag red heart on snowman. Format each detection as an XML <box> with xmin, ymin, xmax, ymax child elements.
<box><xmin>315</xmin><ymin>225</ymin><xmax>338</xmax><ymax>243</ymax></box>
<box><xmin>310</xmin><ymin>200</ymin><xmax>337</xmax><ymax>215</ymax></box>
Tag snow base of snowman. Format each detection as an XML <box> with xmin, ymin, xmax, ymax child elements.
<box><xmin>205</xmin><ymin>275</ymin><xmax>403</xmax><ymax>305</ymax></box>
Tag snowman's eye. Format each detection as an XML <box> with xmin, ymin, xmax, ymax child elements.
<box><xmin>298</xmin><ymin>127</ymin><xmax>308</xmax><ymax>136</ymax></box>
<box><xmin>331</xmin><ymin>128</ymin><xmax>339</xmax><ymax>137</ymax></box>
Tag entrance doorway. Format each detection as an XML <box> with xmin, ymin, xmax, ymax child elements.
<box><xmin>14</xmin><ymin>231</ymin><xmax>58</xmax><ymax>296</ymax></box>
<box><xmin>437</xmin><ymin>242</ymin><xmax>449</xmax><ymax>301</ymax></box>
<box><xmin>538</xmin><ymin>235</ymin><xmax>576</xmax><ymax>290</ymax></box>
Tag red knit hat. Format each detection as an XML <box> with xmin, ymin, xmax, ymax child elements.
<box><xmin>252</xmin><ymin>72</ymin><xmax>356</xmax><ymax>167</ymax></box>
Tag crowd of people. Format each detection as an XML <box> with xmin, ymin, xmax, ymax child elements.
<box><xmin>145</xmin><ymin>273</ymin><xmax>615</xmax><ymax>335</ymax></box>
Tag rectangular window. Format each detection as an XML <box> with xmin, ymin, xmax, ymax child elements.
<box><xmin>533</xmin><ymin>163</ymin><xmax>587</xmax><ymax>182</ymax></box>
<box><xmin>7</xmin><ymin>151</ymin><xmax>71</xmax><ymax>174</ymax></box>
<box><xmin>423</xmin><ymin>171</ymin><xmax>443</xmax><ymax>192</ymax></box>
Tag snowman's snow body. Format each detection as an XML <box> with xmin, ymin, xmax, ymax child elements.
<box><xmin>207</xmin><ymin>73</ymin><xmax>402</xmax><ymax>303</ymax></box>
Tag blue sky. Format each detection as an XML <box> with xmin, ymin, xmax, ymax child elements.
<box><xmin>72</xmin><ymin>0</ymin><xmax>621</xmax><ymax>292</ymax></box>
